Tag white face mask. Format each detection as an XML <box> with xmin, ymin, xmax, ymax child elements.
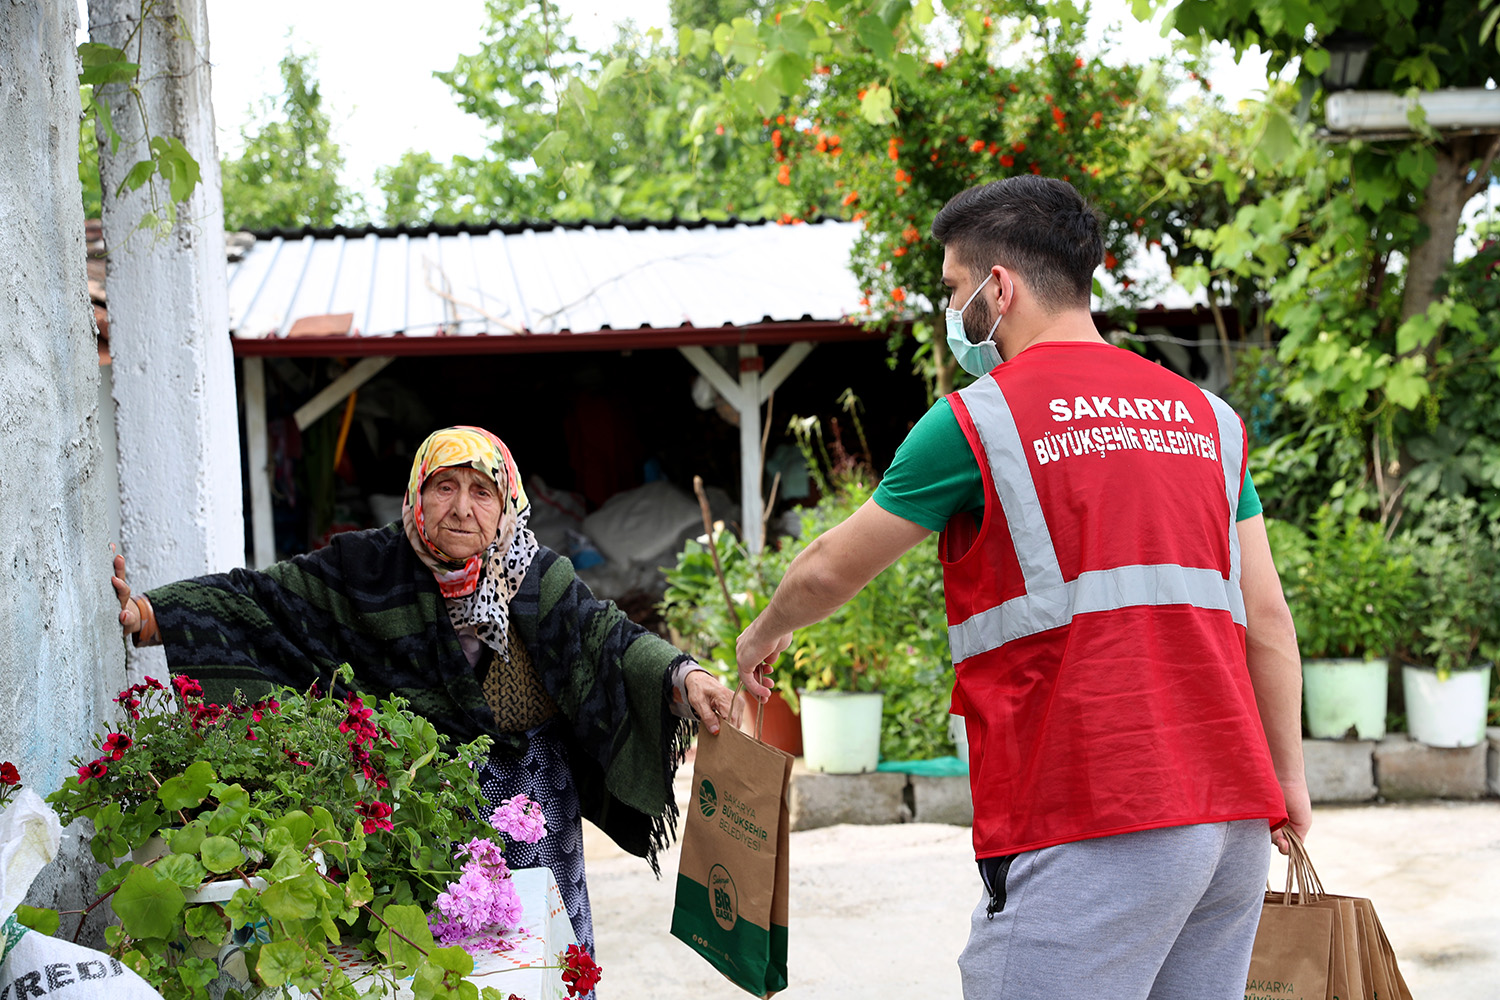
<box><xmin>944</xmin><ymin>274</ymin><xmax>1003</xmax><ymax>378</ymax></box>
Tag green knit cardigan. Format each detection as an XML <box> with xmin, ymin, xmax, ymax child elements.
<box><xmin>147</xmin><ymin>524</ymin><xmax>693</xmax><ymax>870</ymax></box>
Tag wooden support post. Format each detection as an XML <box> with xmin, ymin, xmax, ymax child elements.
<box><xmin>242</xmin><ymin>357</ymin><xmax>275</xmax><ymax>568</ymax></box>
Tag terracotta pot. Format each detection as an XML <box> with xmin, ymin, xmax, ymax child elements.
<box><xmin>736</xmin><ymin>689</ymin><xmax>803</xmax><ymax>757</ymax></box>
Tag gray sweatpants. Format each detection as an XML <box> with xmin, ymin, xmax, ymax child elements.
<box><xmin>958</xmin><ymin>820</ymin><xmax>1272</xmax><ymax>1000</ymax></box>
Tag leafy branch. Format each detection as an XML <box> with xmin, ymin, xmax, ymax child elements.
<box><xmin>77</xmin><ymin>2</ymin><xmax>203</xmax><ymax>236</ymax></box>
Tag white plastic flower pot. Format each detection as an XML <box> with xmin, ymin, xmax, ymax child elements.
<box><xmin>128</xmin><ymin>836</ymin><xmax>323</xmax><ymax>903</ymax></box>
<box><xmin>797</xmin><ymin>690</ymin><xmax>883</xmax><ymax>774</ymax></box>
<box><xmin>1402</xmin><ymin>662</ymin><xmax>1493</xmax><ymax>748</ymax></box>
<box><xmin>1302</xmin><ymin>658</ymin><xmax>1388</xmax><ymax>740</ymax></box>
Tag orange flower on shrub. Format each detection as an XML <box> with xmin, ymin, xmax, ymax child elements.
<box><xmin>893</xmin><ymin>247</ymin><xmax>907</xmax><ymax>257</ymax></box>
<box><xmin>1105</xmin><ymin>251</ymin><xmax>1118</xmax><ymax>270</ymax></box>
<box><xmin>772</xmin><ymin>129</ymin><xmax>783</xmax><ymax>148</ymax></box>
<box><xmin>894</xmin><ymin>168</ymin><xmax>911</xmax><ymax>183</ymax></box>
<box><xmin>777</xmin><ymin>163</ymin><xmax>791</xmax><ymax>185</ymax></box>
<box><xmin>1089</xmin><ymin>111</ymin><xmax>1103</xmax><ymax>129</ymax></box>
<box><xmin>970</xmin><ymin>139</ymin><xmax>985</xmax><ymax>153</ymax></box>
<box><xmin>891</xmin><ymin>287</ymin><xmax>907</xmax><ymax>303</ymax></box>
<box><xmin>842</xmin><ymin>191</ymin><xmax>859</xmax><ymax>206</ymax></box>
<box><xmin>1000</xmin><ymin>154</ymin><xmax>1014</xmax><ymax>167</ymax></box>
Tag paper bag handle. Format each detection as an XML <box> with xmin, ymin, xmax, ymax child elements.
<box><xmin>1276</xmin><ymin>828</ymin><xmax>1326</xmax><ymax>905</ymax></box>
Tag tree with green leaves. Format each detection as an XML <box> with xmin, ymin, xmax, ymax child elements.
<box><xmin>1150</xmin><ymin>0</ymin><xmax>1498</xmax><ymax>326</ymax></box>
<box><xmin>221</xmin><ymin>51</ymin><xmax>359</xmax><ymax>231</ymax></box>
<box><xmin>1135</xmin><ymin>0</ymin><xmax>1500</xmax><ymax>523</ymax></box>
<box><xmin>768</xmin><ymin>8</ymin><xmax>1180</xmax><ymax>396</ymax></box>
<box><xmin>377</xmin><ymin>0</ymin><xmax>787</xmax><ymax>223</ymax></box>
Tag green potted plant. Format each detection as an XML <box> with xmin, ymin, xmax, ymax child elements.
<box><xmin>662</xmin><ymin>402</ymin><xmax>954</xmax><ymax>773</ymax></box>
<box><xmin>35</xmin><ymin>667</ymin><xmax>599</xmax><ymax>1000</ymax></box>
<box><xmin>1270</xmin><ymin>509</ymin><xmax>1416</xmax><ymax>740</ymax></box>
<box><xmin>1393</xmin><ymin>496</ymin><xmax>1500</xmax><ymax>747</ymax></box>
<box><xmin>775</xmin><ymin>407</ymin><xmax>951</xmax><ymax>774</ymax></box>
<box><xmin>662</xmin><ymin>520</ymin><xmax>806</xmax><ymax>756</ymax></box>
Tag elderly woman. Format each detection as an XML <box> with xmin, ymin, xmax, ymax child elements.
<box><xmin>111</xmin><ymin>425</ymin><xmax>737</xmax><ymax>960</ymax></box>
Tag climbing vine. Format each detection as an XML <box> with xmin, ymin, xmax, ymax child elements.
<box><xmin>76</xmin><ymin>7</ymin><xmax>203</xmax><ymax>234</ymax></box>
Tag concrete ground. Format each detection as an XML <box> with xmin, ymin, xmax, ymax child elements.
<box><xmin>583</xmin><ymin>793</ymin><xmax>1500</xmax><ymax>999</ymax></box>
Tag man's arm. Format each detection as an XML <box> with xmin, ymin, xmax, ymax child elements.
<box><xmin>1237</xmin><ymin>513</ymin><xmax>1311</xmax><ymax>851</ymax></box>
<box><xmin>736</xmin><ymin>498</ymin><xmax>931</xmax><ymax>701</ymax></box>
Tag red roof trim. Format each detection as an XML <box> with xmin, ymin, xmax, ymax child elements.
<box><xmin>231</xmin><ymin>320</ymin><xmax>888</xmax><ymax>357</ymax></box>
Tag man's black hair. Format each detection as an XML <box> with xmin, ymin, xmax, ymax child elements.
<box><xmin>930</xmin><ymin>176</ymin><xmax>1104</xmax><ymax>312</ymax></box>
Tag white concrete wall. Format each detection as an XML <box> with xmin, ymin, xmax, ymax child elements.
<box><xmin>88</xmin><ymin>0</ymin><xmax>244</xmax><ymax>676</ymax></box>
<box><xmin>0</xmin><ymin>0</ymin><xmax>127</xmax><ymax>929</ymax></box>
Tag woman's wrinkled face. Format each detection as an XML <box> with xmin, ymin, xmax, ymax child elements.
<box><xmin>421</xmin><ymin>466</ymin><xmax>502</xmax><ymax>560</ymax></box>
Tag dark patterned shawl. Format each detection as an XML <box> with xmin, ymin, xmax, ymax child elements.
<box><xmin>146</xmin><ymin>524</ymin><xmax>693</xmax><ymax>870</ymax></box>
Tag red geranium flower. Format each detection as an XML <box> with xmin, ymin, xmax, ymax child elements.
<box><xmin>102</xmin><ymin>733</ymin><xmax>133</xmax><ymax>760</ymax></box>
<box><xmin>355</xmin><ymin>800</ymin><xmax>394</xmax><ymax>834</ymax></box>
<box><xmin>0</xmin><ymin>763</ymin><xmax>19</xmax><ymax>786</ymax></box>
<box><xmin>172</xmin><ymin>676</ymin><xmax>203</xmax><ymax>700</ymax></box>
<box><xmin>560</xmin><ymin>944</ymin><xmax>602</xmax><ymax>996</ymax></box>
<box><xmin>76</xmin><ymin>759</ymin><xmax>109</xmax><ymax>784</ymax></box>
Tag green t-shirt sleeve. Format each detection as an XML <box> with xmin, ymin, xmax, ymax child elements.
<box><xmin>1236</xmin><ymin>469</ymin><xmax>1263</xmax><ymax>522</ymax></box>
<box><xmin>873</xmin><ymin>398</ymin><xmax>985</xmax><ymax>532</ymax></box>
<box><xmin>873</xmin><ymin>398</ymin><xmax>1262</xmax><ymax>530</ymax></box>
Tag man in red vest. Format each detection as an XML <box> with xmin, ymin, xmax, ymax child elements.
<box><xmin>736</xmin><ymin>176</ymin><xmax>1308</xmax><ymax>999</ymax></box>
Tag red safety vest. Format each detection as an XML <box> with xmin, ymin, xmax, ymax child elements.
<box><xmin>942</xmin><ymin>342</ymin><xmax>1285</xmax><ymax>858</ymax></box>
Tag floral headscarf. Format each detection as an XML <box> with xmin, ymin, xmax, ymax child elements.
<box><xmin>402</xmin><ymin>426</ymin><xmax>539</xmax><ymax>661</ymax></box>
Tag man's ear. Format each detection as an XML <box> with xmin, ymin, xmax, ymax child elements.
<box><xmin>992</xmin><ymin>265</ymin><xmax>1015</xmax><ymax>314</ymax></box>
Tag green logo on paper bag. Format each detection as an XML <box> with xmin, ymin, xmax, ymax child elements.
<box><xmin>698</xmin><ymin>778</ymin><xmax>718</xmax><ymax>818</ymax></box>
<box><xmin>709</xmin><ymin>864</ymin><xmax>738</xmax><ymax>930</ymax></box>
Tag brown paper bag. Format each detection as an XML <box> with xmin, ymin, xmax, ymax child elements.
<box><xmin>1319</xmin><ymin>897</ymin><xmax>1366</xmax><ymax>1000</ymax></box>
<box><xmin>670</xmin><ymin>723</ymin><xmax>793</xmax><ymax>997</ymax></box>
<box><xmin>1245</xmin><ymin>894</ymin><xmax>1333</xmax><ymax>1000</ymax></box>
<box><xmin>1250</xmin><ymin>831</ymin><xmax>1415</xmax><ymax>1000</ymax></box>
<box><xmin>1333</xmin><ymin>894</ymin><xmax>1414</xmax><ymax>1000</ymax></box>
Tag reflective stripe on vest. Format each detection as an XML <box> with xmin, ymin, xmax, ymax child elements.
<box><xmin>948</xmin><ymin>378</ymin><xmax>1247</xmax><ymax>665</ymax></box>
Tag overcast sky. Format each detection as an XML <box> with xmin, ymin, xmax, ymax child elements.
<box><xmin>81</xmin><ymin>0</ymin><xmax>1275</xmax><ymax>208</ymax></box>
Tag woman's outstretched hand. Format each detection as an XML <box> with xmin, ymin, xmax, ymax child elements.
<box><xmin>684</xmin><ymin>670</ymin><xmax>740</xmax><ymax>736</ymax></box>
<box><xmin>112</xmin><ymin>552</ymin><xmax>142</xmax><ymax>636</ymax></box>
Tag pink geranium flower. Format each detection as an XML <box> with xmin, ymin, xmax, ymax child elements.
<box><xmin>489</xmin><ymin>795</ymin><xmax>548</xmax><ymax>845</ymax></box>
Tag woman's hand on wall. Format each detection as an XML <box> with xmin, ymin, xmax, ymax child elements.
<box><xmin>112</xmin><ymin>552</ymin><xmax>141</xmax><ymax>636</ymax></box>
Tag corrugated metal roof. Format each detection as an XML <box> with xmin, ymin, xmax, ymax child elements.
<box><xmin>226</xmin><ymin>218</ymin><xmax>872</xmax><ymax>355</ymax></box>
